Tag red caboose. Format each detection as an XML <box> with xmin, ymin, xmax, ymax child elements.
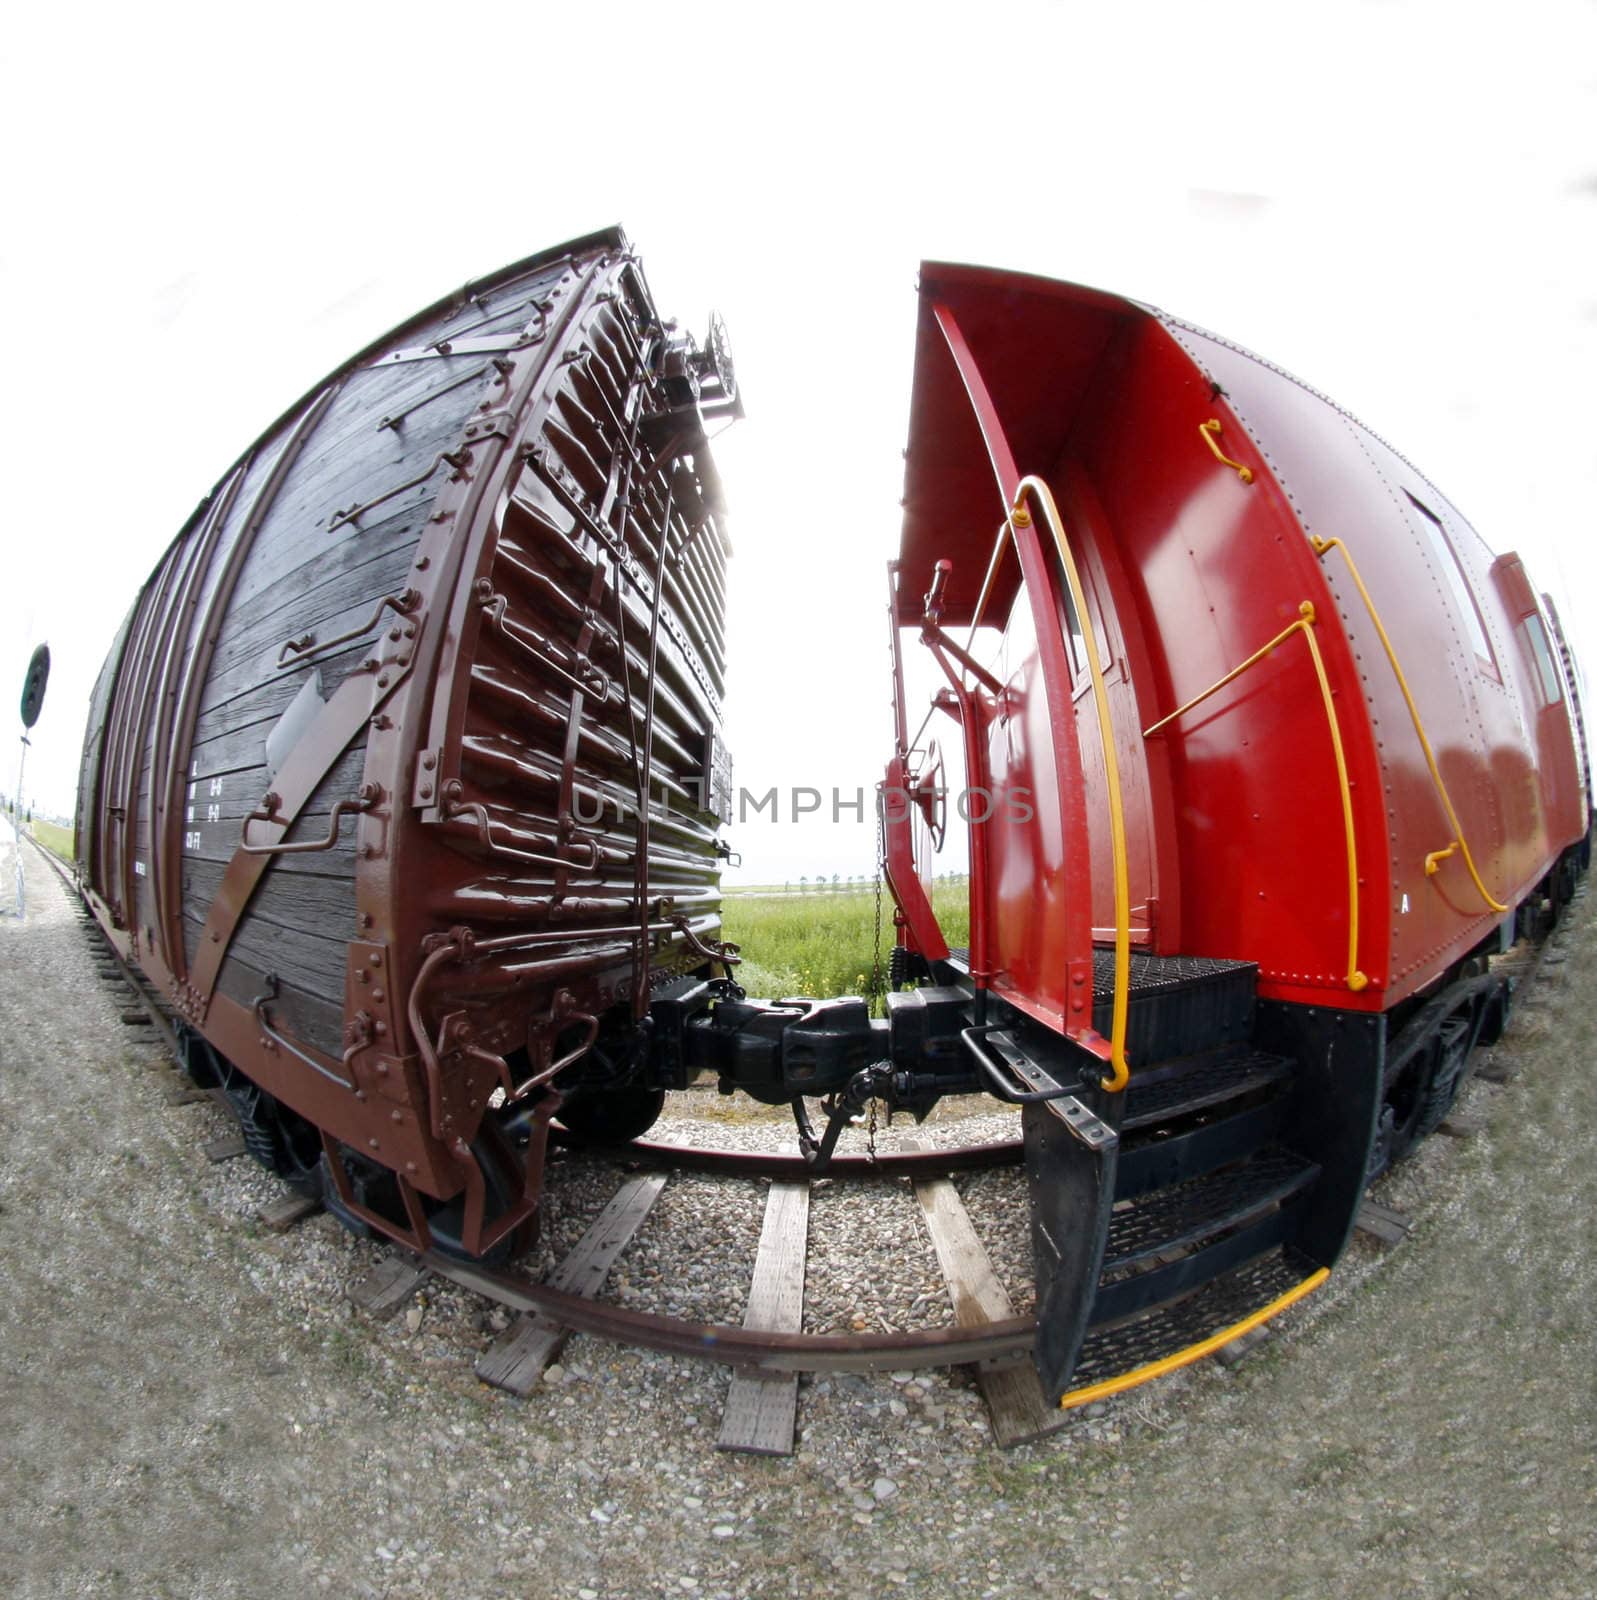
<box><xmin>885</xmin><ymin>262</ymin><xmax>1591</xmax><ymax>1404</ymax></box>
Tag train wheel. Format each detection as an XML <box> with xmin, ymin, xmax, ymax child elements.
<box><xmin>425</xmin><ymin>1122</ymin><xmax>538</xmax><ymax>1265</ymax></box>
<box><xmin>888</xmin><ymin>945</ymin><xmax>930</xmax><ymax>989</ymax></box>
<box><xmin>229</xmin><ymin>1081</ymin><xmax>323</xmax><ymax>1197</ymax></box>
<box><xmin>1369</xmin><ymin>1042</ymin><xmax>1436</xmax><ymax>1178</ymax></box>
<box><xmin>179</xmin><ymin>1027</ymin><xmax>321</xmax><ymax>1196</ymax></box>
<box><xmin>320</xmin><ymin>1125</ymin><xmax>535</xmax><ymax>1265</ymax></box>
<box><xmin>555</xmin><ymin>1084</ymin><xmax>666</xmax><ymax>1145</ymax></box>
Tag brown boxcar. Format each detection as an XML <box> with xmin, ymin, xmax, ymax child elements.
<box><xmin>77</xmin><ymin>229</ymin><xmax>740</xmax><ymax>1253</ymax></box>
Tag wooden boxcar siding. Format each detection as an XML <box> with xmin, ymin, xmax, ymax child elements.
<box><xmin>192</xmin><ymin>258</ymin><xmax>575</xmax><ymax>1055</ymax></box>
<box><xmin>74</xmin><ymin>603</ymin><xmax>134</xmax><ymax>902</ymax></box>
<box><xmin>90</xmin><ymin>252</ymin><xmax>582</xmax><ymax>1056</ymax></box>
<box><xmin>412</xmin><ymin>282</ymin><xmax>731</xmax><ymax>1033</ymax></box>
<box><xmin>84</xmin><ymin>235</ymin><xmax>734</xmax><ymax>1126</ymax></box>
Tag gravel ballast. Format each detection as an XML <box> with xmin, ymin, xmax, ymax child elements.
<box><xmin>2</xmin><ymin>839</ymin><xmax>1592</xmax><ymax>1598</ymax></box>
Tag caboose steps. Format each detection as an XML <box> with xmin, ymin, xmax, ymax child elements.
<box><xmin>1100</xmin><ymin>1145</ymin><xmax>1320</xmax><ymax>1276</ymax></box>
<box><xmin>1090</xmin><ymin>951</ymin><xmax>1256</xmax><ymax>1060</ymax></box>
<box><xmin>1063</xmin><ymin>1248</ymin><xmax>1325</xmax><ymax>1405</ymax></box>
<box><xmin>1004</xmin><ymin>946</ymin><xmax>1359</xmax><ymax>1404</ymax></box>
<box><xmin>1120</xmin><ymin>1046</ymin><xmax>1292</xmax><ymax>1130</ymax></box>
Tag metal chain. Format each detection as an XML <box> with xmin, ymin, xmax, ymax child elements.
<box><xmin>871</xmin><ymin>800</ymin><xmax>885</xmax><ymax>1008</ymax></box>
<box><xmin>868</xmin><ymin>799</ymin><xmax>886</xmax><ymax>1164</ymax></box>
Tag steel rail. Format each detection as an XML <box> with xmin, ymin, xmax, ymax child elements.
<box><xmin>420</xmin><ymin>1248</ymin><xmax>1037</xmax><ymax>1373</ymax></box>
<box><xmin>26</xmin><ymin>835</ymin><xmax>185</xmax><ymax>1062</ymax></box>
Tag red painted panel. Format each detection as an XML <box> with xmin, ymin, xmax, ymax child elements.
<box><xmin>1165</xmin><ymin>321</ymin><xmax>1582</xmax><ymax>993</ymax></box>
<box><xmin>893</xmin><ymin>262</ymin><xmax>1587</xmax><ymax>1029</ymax></box>
<box><xmin>982</xmin><ymin>584</ymin><xmax>1077</xmax><ymax>1032</ymax></box>
<box><xmin>1070</xmin><ymin>319</ymin><xmax>1388</xmax><ymax>1004</ymax></box>
<box><xmin>1049</xmin><ymin>467</ymin><xmax>1172</xmax><ymax>950</ymax></box>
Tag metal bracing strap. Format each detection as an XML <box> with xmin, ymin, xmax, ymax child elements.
<box><xmin>1144</xmin><ymin>602</ymin><xmax>1369</xmax><ymax>993</ymax></box>
<box><xmin>1311</xmin><ymin>534</ymin><xmax>1507</xmax><ymax>915</ymax></box>
<box><xmin>186</xmin><ymin>657</ymin><xmax>414</xmax><ymax>1014</ymax></box>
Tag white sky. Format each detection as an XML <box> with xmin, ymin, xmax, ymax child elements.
<box><xmin>3</xmin><ymin>0</ymin><xmax>1593</xmax><ymax>888</ymax></box>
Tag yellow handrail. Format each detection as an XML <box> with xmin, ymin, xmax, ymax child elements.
<box><xmin>1144</xmin><ymin>602</ymin><xmax>1368</xmax><ymax>993</ymax></box>
<box><xmin>1012</xmin><ymin>477</ymin><xmax>1133</xmax><ymax>1091</ymax></box>
<box><xmin>1059</xmin><ymin>1266</ymin><xmax>1330</xmax><ymax>1410</ymax></box>
<box><xmin>1310</xmin><ymin>535</ymin><xmax>1507</xmax><ymax>915</ymax></box>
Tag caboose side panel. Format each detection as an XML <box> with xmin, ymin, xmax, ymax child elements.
<box><xmin>1166</xmin><ymin>323</ymin><xmax>1585</xmax><ymax>994</ymax></box>
<box><xmin>895</xmin><ymin>271</ymin><xmax>1392</xmax><ymax>1010</ymax></box>
<box><xmin>1061</xmin><ymin>315</ymin><xmax>1390</xmax><ymax>1002</ymax></box>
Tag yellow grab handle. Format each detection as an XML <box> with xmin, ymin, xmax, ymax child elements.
<box><xmin>1199</xmin><ymin>418</ymin><xmax>1255</xmax><ymax>485</ymax></box>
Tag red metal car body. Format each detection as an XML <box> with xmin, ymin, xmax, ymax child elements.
<box><xmin>888</xmin><ymin>261</ymin><xmax>1588</xmax><ymax>1038</ymax></box>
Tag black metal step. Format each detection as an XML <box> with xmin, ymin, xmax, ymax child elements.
<box><xmin>1102</xmin><ymin>1145</ymin><xmax>1320</xmax><ymax>1275</ymax></box>
<box><xmin>1123</xmin><ymin>1047</ymin><xmax>1292</xmax><ymax>1131</ymax></box>
<box><xmin>1093</xmin><ymin>950</ymin><xmax>1257</xmax><ymax>1060</ymax></box>
<box><xmin>1090</xmin><ymin>1197</ymin><xmax>1301</xmax><ymax>1323</ymax></box>
<box><xmin>1117</xmin><ymin>1095</ymin><xmax>1291</xmax><ymax>1199</ymax></box>
<box><xmin>1067</xmin><ymin>1246</ymin><xmax>1318</xmax><ymax>1394</ymax></box>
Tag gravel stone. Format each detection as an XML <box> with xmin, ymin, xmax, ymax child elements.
<box><xmin>2</xmin><ymin>841</ymin><xmax>1593</xmax><ymax>1598</ymax></box>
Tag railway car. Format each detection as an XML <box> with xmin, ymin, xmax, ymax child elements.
<box><xmin>75</xmin><ymin>236</ymin><xmax>1590</xmax><ymax>1411</ymax></box>
<box><xmin>75</xmin><ymin>229</ymin><xmax>745</xmax><ymax>1258</ymax></box>
<box><xmin>880</xmin><ymin>262</ymin><xmax>1591</xmax><ymax>1402</ymax></box>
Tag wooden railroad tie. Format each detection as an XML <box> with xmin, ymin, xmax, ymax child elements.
<box><xmin>161</xmin><ymin>1083</ymin><xmax>213</xmax><ymax>1108</ymax></box>
<box><xmin>718</xmin><ymin>1179</ymin><xmax>811</xmax><ymax>1457</ymax></box>
<box><xmin>905</xmin><ymin>1138</ymin><xmax>1065</xmax><ymax>1450</ymax></box>
<box><xmin>258</xmin><ymin>1190</ymin><xmax>322</xmax><ymax>1232</ymax></box>
<box><xmin>203</xmin><ymin>1132</ymin><xmax>248</xmax><ymax>1163</ymax></box>
<box><xmin>476</xmin><ymin>1172</ymin><xmax>668</xmax><ymax>1396</ymax></box>
<box><xmin>348</xmin><ymin>1255</ymin><xmax>429</xmax><ymax>1321</ymax></box>
<box><xmin>1213</xmin><ymin>1323</ymin><xmax>1275</xmax><ymax>1369</ymax></box>
<box><xmin>1354</xmin><ymin>1197</ymin><xmax>1413</xmax><ymax>1247</ymax></box>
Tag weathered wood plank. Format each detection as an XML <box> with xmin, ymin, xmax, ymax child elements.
<box><xmin>476</xmin><ymin>1173</ymin><xmax>667</xmax><ymax>1395</ymax></box>
<box><xmin>1355</xmin><ymin>1198</ymin><xmax>1413</xmax><ymax>1246</ymax></box>
<box><xmin>204</xmin><ymin>1132</ymin><xmax>247</xmax><ymax>1163</ymax></box>
<box><xmin>1214</xmin><ymin>1322</ymin><xmax>1274</xmax><ymax>1369</ymax></box>
<box><xmin>161</xmin><ymin>1084</ymin><xmax>213</xmax><ymax>1108</ymax></box>
<box><xmin>259</xmin><ymin>1190</ymin><xmax>322</xmax><ymax>1232</ymax></box>
<box><xmin>348</xmin><ymin>1255</ymin><xmax>427</xmax><ymax>1321</ymax></box>
<box><xmin>719</xmin><ymin>1180</ymin><xmax>810</xmax><ymax>1456</ymax></box>
<box><xmin>911</xmin><ymin>1165</ymin><xmax>1064</xmax><ymax>1449</ymax></box>
<box><xmin>913</xmin><ymin>1175</ymin><xmax>1018</xmax><ymax>1324</ymax></box>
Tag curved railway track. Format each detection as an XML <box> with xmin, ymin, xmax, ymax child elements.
<box><xmin>22</xmin><ymin>831</ymin><xmax>1567</xmax><ymax>1453</ymax></box>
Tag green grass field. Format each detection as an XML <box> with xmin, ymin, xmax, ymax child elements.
<box><xmin>28</xmin><ymin>818</ymin><xmax>74</xmax><ymax>862</ymax></box>
<box><xmin>720</xmin><ymin>879</ymin><xmax>969</xmax><ymax>1011</ymax></box>
<box><xmin>11</xmin><ymin>812</ymin><xmax>951</xmax><ymax>1012</ymax></box>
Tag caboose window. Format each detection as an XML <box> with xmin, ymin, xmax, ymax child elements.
<box><xmin>1403</xmin><ymin>491</ymin><xmax>1496</xmax><ymax>672</ymax></box>
<box><xmin>1522</xmin><ymin>612</ymin><xmax>1564</xmax><ymax>706</ymax></box>
<box><xmin>1059</xmin><ymin>574</ymin><xmax>1088</xmax><ymax>675</ymax></box>
<box><xmin>1039</xmin><ymin>528</ymin><xmax>1104</xmax><ymax>681</ymax></box>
